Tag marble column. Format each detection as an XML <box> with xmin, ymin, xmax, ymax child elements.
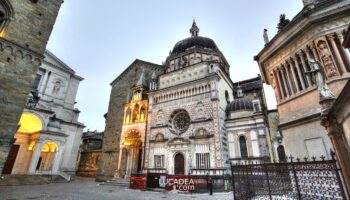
<box><xmin>287</xmin><ymin>60</ymin><xmax>299</xmax><ymax>93</ymax></box>
<box><xmin>298</xmin><ymin>50</ymin><xmax>312</xmax><ymax>87</ymax></box>
<box><xmin>327</xmin><ymin>34</ymin><xmax>348</xmax><ymax>75</ymax></box>
<box><xmin>275</xmin><ymin>69</ymin><xmax>285</xmax><ymax>99</ymax></box>
<box><xmin>280</xmin><ymin>65</ymin><xmax>290</xmax><ymax>97</ymax></box>
<box><xmin>28</xmin><ymin>141</ymin><xmax>44</xmax><ymax>174</ymax></box>
<box><xmin>292</xmin><ymin>55</ymin><xmax>306</xmax><ymax>90</ymax></box>
<box><xmin>309</xmin><ymin>42</ymin><xmax>320</xmax><ymax>61</ymax></box>
<box><xmin>321</xmin><ymin>114</ymin><xmax>350</xmax><ymax>193</ymax></box>
<box><xmin>39</xmin><ymin>70</ymin><xmax>49</xmax><ymax>94</ymax></box>
<box><xmin>336</xmin><ymin>32</ymin><xmax>350</xmax><ymax>68</ymax></box>
<box><xmin>52</xmin><ymin>142</ymin><xmax>64</xmax><ymax>173</ymax></box>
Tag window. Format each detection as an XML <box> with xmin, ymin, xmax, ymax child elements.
<box><xmin>239</xmin><ymin>136</ymin><xmax>248</xmax><ymax>158</ymax></box>
<box><xmin>32</xmin><ymin>74</ymin><xmax>42</xmax><ymax>90</ymax></box>
<box><xmin>195</xmin><ymin>153</ymin><xmax>210</xmax><ymax>169</ymax></box>
<box><xmin>154</xmin><ymin>155</ymin><xmax>164</xmax><ymax>168</ymax></box>
<box><xmin>253</xmin><ymin>100</ymin><xmax>261</xmax><ymax>112</ymax></box>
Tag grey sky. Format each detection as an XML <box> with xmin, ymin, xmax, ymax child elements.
<box><xmin>46</xmin><ymin>0</ymin><xmax>303</xmax><ymax>131</ymax></box>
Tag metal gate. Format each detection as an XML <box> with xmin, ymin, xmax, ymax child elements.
<box><xmin>231</xmin><ymin>152</ymin><xmax>348</xmax><ymax>200</ymax></box>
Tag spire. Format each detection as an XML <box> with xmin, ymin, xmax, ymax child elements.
<box><xmin>136</xmin><ymin>67</ymin><xmax>146</xmax><ymax>86</ymax></box>
<box><xmin>190</xmin><ymin>19</ymin><xmax>199</xmax><ymax>37</ymax></box>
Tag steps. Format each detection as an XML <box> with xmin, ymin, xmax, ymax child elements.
<box><xmin>0</xmin><ymin>174</ymin><xmax>69</xmax><ymax>186</ymax></box>
<box><xmin>99</xmin><ymin>178</ymin><xmax>130</xmax><ymax>187</ymax></box>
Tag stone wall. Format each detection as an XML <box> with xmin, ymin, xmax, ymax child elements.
<box><xmin>0</xmin><ymin>0</ymin><xmax>63</xmax><ymax>175</ymax></box>
<box><xmin>96</xmin><ymin>60</ymin><xmax>163</xmax><ymax>181</ymax></box>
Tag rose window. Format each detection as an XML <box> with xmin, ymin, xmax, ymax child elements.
<box><xmin>168</xmin><ymin>110</ymin><xmax>191</xmax><ymax>135</ymax></box>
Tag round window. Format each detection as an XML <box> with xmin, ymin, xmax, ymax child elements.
<box><xmin>168</xmin><ymin>110</ymin><xmax>191</xmax><ymax>135</ymax></box>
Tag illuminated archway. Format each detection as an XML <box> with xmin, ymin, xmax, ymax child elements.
<box><xmin>17</xmin><ymin>113</ymin><xmax>43</xmax><ymax>134</ymax></box>
<box><xmin>37</xmin><ymin>141</ymin><xmax>59</xmax><ymax>171</ymax></box>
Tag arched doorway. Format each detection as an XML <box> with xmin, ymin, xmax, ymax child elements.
<box><xmin>277</xmin><ymin>145</ymin><xmax>286</xmax><ymax>162</ymax></box>
<box><xmin>174</xmin><ymin>153</ymin><xmax>185</xmax><ymax>175</ymax></box>
<box><xmin>3</xmin><ymin>113</ymin><xmax>43</xmax><ymax>174</ymax></box>
<box><xmin>37</xmin><ymin>141</ymin><xmax>59</xmax><ymax>172</ymax></box>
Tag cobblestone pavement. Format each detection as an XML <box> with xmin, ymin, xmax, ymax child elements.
<box><xmin>0</xmin><ymin>177</ymin><xmax>232</xmax><ymax>200</ymax></box>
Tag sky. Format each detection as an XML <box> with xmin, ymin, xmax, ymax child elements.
<box><xmin>46</xmin><ymin>0</ymin><xmax>304</xmax><ymax>131</ymax></box>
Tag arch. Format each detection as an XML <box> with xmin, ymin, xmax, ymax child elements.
<box><xmin>37</xmin><ymin>141</ymin><xmax>59</xmax><ymax>171</ymax></box>
<box><xmin>277</xmin><ymin>145</ymin><xmax>286</xmax><ymax>162</ymax></box>
<box><xmin>155</xmin><ymin>133</ymin><xmax>164</xmax><ymax>141</ymax></box>
<box><xmin>132</xmin><ymin>104</ymin><xmax>140</xmax><ymax>122</ymax></box>
<box><xmin>0</xmin><ymin>0</ymin><xmax>14</xmax><ymax>34</ymax></box>
<box><xmin>140</xmin><ymin>105</ymin><xmax>146</xmax><ymax>122</ymax></box>
<box><xmin>225</xmin><ymin>90</ymin><xmax>230</xmax><ymax>103</ymax></box>
<box><xmin>174</xmin><ymin>152</ymin><xmax>185</xmax><ymax>175</ymax></box>
<box><xmin>17</xmin><ymin>112</ymin><xmax>43</xmax><ymax>134</ymax></box>
<box><xmin>239</xmin><ymin>136</ymin><xmax>248</xmax><ymax>158</ymax></box>
<box><xmin>124</xmin><ymin>107</ymin><xmax>131</xmax><ymax>124</ymax></box>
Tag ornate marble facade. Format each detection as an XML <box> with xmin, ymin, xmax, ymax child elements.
<box><xmin>105</xmin><ymin>22</ymin><xmax>272</xmax><ymax>179</ymax></box>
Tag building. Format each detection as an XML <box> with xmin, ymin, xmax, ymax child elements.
<box><xmin>0</xmin><ymin>0</ymin><xmax>63</xmax><ymax>175</ymax></box>
<box><xmin>1</xmin><ymin>50</ymin><xmax>84</xmax><ymax>179</ymax></box>
<box><xmin>255</xmin><ymin>0</ymin><xmax>350</xmax><ymax>159</ymax></box>
<box><xmin>98</xmin><ymin>21</ymin><xmax>273</xmax><ymax>180</ymax></box>
<box><xmin>76</xmin><ymin>130</ymin><xmax>103</xmax><ymax>178</ymax></box>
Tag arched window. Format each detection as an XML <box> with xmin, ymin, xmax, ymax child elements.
<box><xmin>124</xmin><ymin>108</ymin><xmax>131</xmax><ymax>124</ymax></box>
<box><xmin>140</xmin><ymin>105</ymin><xmax>146</xmax><ymax>122</ymax></box>
<box><xmin>132</xmin><ymin>104</ymin><xmax>139</xmax><ymax>122</ymax></box>
<box><xmin>225</xmin><ymin>90</ymin><xmax>230</xmax><ymax>104</ymax></box>
<box><xmin>0</xmin><ymin>0</ymin><xmax>13</xmax><ymax>33</ymax></box>
<box><xmin>277</xmin><ymin>145</ymin><xmax>286</xmax><ymax>162</ymax></box>
<box><xmin>239</xmin><ymin>136</ymin><xmax>248</xmax><ymax>158</ymax></box>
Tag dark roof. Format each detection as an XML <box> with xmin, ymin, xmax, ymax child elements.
<box><xmin>233</xmin><ymin>76</ymin><xmax>263</xmax><ymax>92</ymax></box>
<box><xmin>171</xmin><ymin>36</ymin><xmax>219</xmax><ymax>55</ymax></box>
<box><xmin>226</xmin><ymin>98</ymin><xmax>254</xmax><ymax>113</ymax></box>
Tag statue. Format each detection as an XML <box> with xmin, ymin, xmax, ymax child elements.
<box><xmin>270</xmin><ymin>72</ymin><xmax>280</xmax><ymax>102</ymax></box>
<box><xmin>317</xmin><ymin>40</ymin><xmax>338</xmax><ymax>77</ymax></box>
<box><xmin>52</xmin><ymin>81</ymin><xmax>61</xmax><ymax>95</ymax></box>
<box><xmin>305</xmin><ymin>59</ymin><xmax>335</xmax><ymax>100</ymax></box>
<box><xmin>263</xmin><ymin>29</ymin><xmax>269</xmax><ymax>44</ymax></box>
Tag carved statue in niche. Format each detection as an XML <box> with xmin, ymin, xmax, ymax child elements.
<box><xmin>156</xmin><ymin>110</ymin><xmax>164</xmax><ymax>125</ymax></box>
<box><xmin>270</xmin><ymin>72</ymin><xmax>280</xmax><ymax>102</ymax></box>
<box><xmin>52</xmin><ymin>81</ymin><xmax>62</xmax><ymax>95</ymax></box>
<box><xmin>306</xmin><ymin>59</ymin><xmax>335</xmax><ymax>100</ymax></box>
<box><xmin>195</xmin><ymin>101</ymin><xmax>206</xmax><ymax>120</ymax></box>
<box><xmin>124</xmin><ymin>108</ymin><xmax>131</xmax><ymax>124</ymax></box>
<box><xmin>317</xmin><ymin>40</ymin><xmax>338</xmax><ymax>78</ymax></box>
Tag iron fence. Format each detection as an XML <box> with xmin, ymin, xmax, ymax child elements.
<box><xmin>231</xmin><ymin>151</ymin><xmax>349</xmax><ymax>200</ymax></box>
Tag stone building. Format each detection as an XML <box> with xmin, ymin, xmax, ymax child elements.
<box><xmin>96</xmin><ymin>60</ymin><xmax>163</xmax><ymax>181</ymax></box>
<box><xmin>226</xmin><ymin>77</ymin><xmax>271</xmax><ymax>164</ymax></box>
<box><xmin>77</xmin><ymin>130</ymin><xmax>103</xmax><ymax>178</ymax></box>
<box><xmin>98</xmin><ymin>22</ymin><xmax>273</xmax><ymax>180</ymax></box>
<box><xmin>255</xmin><ymin>0</ymin><xmax>350</xmax><ymax>159</ymax></box>
<box><xmin>2</xmin><ymin>50</ymin><xmax>84</xmax><ymax>179</ymax></box>
<box><xmin>0</xmin><ymin>0</ymin><xmax>63</xmax><ymax>175</ymax></box>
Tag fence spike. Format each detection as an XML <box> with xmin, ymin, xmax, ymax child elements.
<box><xmin>320</xmin><ymin>155</ymin><xmax>325</xmax><ymax>161</ymax></box>
<box><xmin>312</xmin><ymin>156</ymin><xmax>316</xmax><ymax>162</ymax></box>
<box><xmin>289</xmin><ymin>155</ymin><xmax>294</xmax><ymax>162</ymax></box>
<box><xmin>296</xmin><ymin>158</ymin><xmax>300</xmax><ymax>162</ymax></box>
<box><xmin>330</xmin><ymin>149</ymin><xmax>336</xmax><ymax>160</ymax></box>
<box><xmin>304</xmin><ymin>157</ymin><xmax>308</xmax><ymax>162</ymax></box>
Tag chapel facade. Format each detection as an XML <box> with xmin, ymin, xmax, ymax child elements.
<box><xmin>99</xmin><ymin>22</ymin><xmax>272</xmax><ymax>180</ymax></box>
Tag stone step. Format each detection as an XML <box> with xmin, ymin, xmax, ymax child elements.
<box><xmin>0</xmin><ymin>174</ymin><xmax>69</xmax><ymax>186</ymax></box>
<box><xmin>100</xmin><ymin>178</ymin><xmax>130</xmax><ymax>187</ymax></box>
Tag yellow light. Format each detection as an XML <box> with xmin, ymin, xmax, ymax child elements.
<box><xmin>41</xmin><ymin>141</ymin><xmax>59</xmax><ymax>152</ymax></box>
<box><xmin>17</xmin><ymin>113</ymin><xmax>43</xmax><ymax>134</ymax></box>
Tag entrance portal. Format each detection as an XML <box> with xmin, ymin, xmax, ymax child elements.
<box><xmin>2</xmin><ymin>145</ymin><xmax>20</xmax><ymax>174</ymax></box>
<box><xmin>37</xmin><ymin>141</ymin><xmax>58</xmax><ymax>171</ymax></box>
<box><xmin>174</xmin><ymin>153</ymin><xmax>185</xmax><ymax>174</ymax></box>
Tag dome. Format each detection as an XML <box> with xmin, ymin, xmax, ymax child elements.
<box><xmin>170</xmin><ymin>20</ymin><xmax>219</xmax><ymax>56</ymax></box>
<box><xmin>171</xmin><ymin>36</ymin><xmax>219</xmax><ymax>55</ymax></box>
<box><xmin>226</xmin><ymin>98</ymin><xmax>254</xmax><ymax>113</ymax></box>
